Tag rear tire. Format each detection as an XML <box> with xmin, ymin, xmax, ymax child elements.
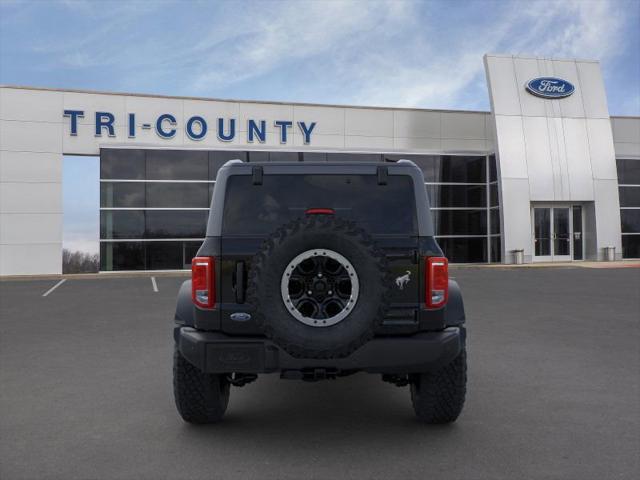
<box><xmin>410</xmin><ymin>347</ymin><xmax>467</xmax><ymax>424</ymax></box>
<box><xmin>173</xmin><ymin>344</ymin><xmax>230</xmax><ymax>424</ymax></box>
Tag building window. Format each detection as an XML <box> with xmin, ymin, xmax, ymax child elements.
<box><xmin>146</xmin><ymin>150</ymin><xmax>208</xmax><ymax>180</ymax></box>
<box><xmin>269</xmin><ymin>151</ymin><xmax>301</xmax><ymax>162</ymax></box>
<box><xmin>435</xmin><ymin>237</ymin><xmax>488</xmax><ymax>263</ymax></box>
<box><xmin>617</xmin><ymin>158</ymin><xmax>640</xmax><ymax>259</ymax></box>
<box><xmin>100</xmin><ymin>150</ymin><xmax>502</xmax><ymax>270</ymax></box>
<box><xmin>100</xmin><ymin>149</ymin><xmax>145</xmax><ymax>179</ymax></box>
<box><xmin>432</xmin><ymin>210</ymin><xmax>487</xmax><ymax>236</ymax></box>
<box><xmin>617</xmin><ymin>158</ymin><xmax>640</xmax><ymax>185</ymax></box>
<box><xmin>621</xmin><ymin>236</ymin><xmax>640</xmax><ymax>259</ymax></box>
<box><xmin>100</xmin><ymin>241</ymin><xmax>201</xmax><ymax>271</ymax></box>
<box><xmin>209</xmin><ymin>151</ymin><xmax>246</xmax><ymax>179</ymax></box>
<box><xmin>100</xmin><ymin>182</ymin><xmax>145</xmax><ymax>208</ymax></box>
<box><xmin>619</xmin><ymin>186</ymin><xmax>640</xmax><ymax>207</ymax></box>
<box><xmin>146</xmin><ymin>183</ymin><xmax>209</xmax><ymax>208</ymax></box>
<box><xmin>426</xmin><ymin>184</ymin><xmax>486</xmax><ymax>208</ymax></box>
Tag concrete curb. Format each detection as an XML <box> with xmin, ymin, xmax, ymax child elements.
<box><xmin>0</xmin><ymin>271</ymin><xmax>190</xmax><ymax>282</ymax></box>
<box><xmin>451</xmin><ymin>261</ymin><xmax>640</xmax><ymax>269</ymax></box>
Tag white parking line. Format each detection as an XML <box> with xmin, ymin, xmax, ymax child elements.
<box><xmin>151</xmin><ymin>276</ymin><xmax>158</xmax><ymax>292</ymax></box>
<box><xmin>42</xmin><ymin>279</ymin><xmax>66</xmax><ymax>297</ymax></box>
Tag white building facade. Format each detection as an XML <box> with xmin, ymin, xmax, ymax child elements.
<box><xmin>1</xmin><ymin>54</ymin><xmax>639</xmax><ymax>275</ymax></box>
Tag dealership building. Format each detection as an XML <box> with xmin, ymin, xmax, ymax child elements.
<box><xmin>0</xmin><ymin>54</ymin><xmax>639</xmax><ymax>275</ymax></box>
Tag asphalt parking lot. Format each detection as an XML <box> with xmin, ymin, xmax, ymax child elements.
<box><xmin>1</xmin><ymin>266</ymin><xmax>639</xmax><ymax>480</ymax></box>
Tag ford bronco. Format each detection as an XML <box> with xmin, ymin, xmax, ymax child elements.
<box><xmin>173</xmin><ymin>159</ymin><xmax>467</xmax><ymax>423</ymax></box>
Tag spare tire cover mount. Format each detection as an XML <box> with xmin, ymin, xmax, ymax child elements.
<box><xmin>280</xmin><ymin>248</ymin><xmax>360</xmax><ymax>328</ymax></box>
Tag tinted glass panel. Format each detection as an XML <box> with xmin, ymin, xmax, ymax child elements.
<box><xmin>435</xmin><ymin>156</ymin><xmax>485</xmax><ymax>183</ymax></box>
<box><xmin>100</xmin><ymin>242</ymin><xmax>145</xmax><ymax>270</ymax></box>
<box><xmin>490</xmin><ymin>183</ymin><xmax>499</xmax><ymax>206</ymax></box>
<box><xmin>248</xmin><ymin>151</ymin><xmax>269</xmax><ymax>162</ymax></box>
<box><xmin>553</xmin><ymin>208</ymin><xmax>571</xmax><ymax>256</ymax></box>
<box><xmin>436</xmin><ymin>237</ymin><xmax>487</xmax><ymax>263</ymax></box>
<box><xmin>618</xmin><ymin>186</ymin><xmax>640</xmax><ymax>207</ymax></box>
<box><xmin>269</xmin><ymin>151</ymin><xmax>300</xmax><ymax>162</ymax></box>
<box><xmin>622</xmin><ymin>235</ymin><xmax>640</xmax><ymax>258</ymax></box>
<box><xmin>100</xmin><ymin>211</ymin><xmax>145</xmax><ymax>239</ymax></box>
<box><xmin>222</xmin><ymin>174</ymin><xmax>417</xmax><ymax>235</ymax></box>
<box><xmin>326</xmin><ymin>153</ymin><xmax>382</xmax><ymax>163</ymax></box>
<box><xmin>426</xmin><ymin>184</ymin><xmax>486</xmax><ymax>208</ymax></box>
<box><xmin>534</xmin><ymin>208</ymin><xmax>551</xmax><ymax>256</ymax></box>
<box><xmin>100</xmin><ymin>183</ymin><xmax>144</xmax><ymax>208</ymax></box>
<box><xmin>184</xmin><ymin>241</ymin><xmax>202</xmax><ymax>266</ymax></box>
<box><xmin>100</xmin><ymin>149</ymin><xmax>145</xmax><ymax>179</ymax></box>
<box><xmin>490</xmin><ymin>236</ymin><xmax>501</xmax><ymax>262</ymax></box>
<box><xmin>209</xmin><ymin>151</ymin><xmax>247</xmax><ymax>179</ymax></box>
<box><xmin>617</xmin><ymin>159</ymin><xmax>640</xmax><ymax>184</ymax></box>
<box><xmin>146</xmin><ymin>183</ymin><xmax>209</xmax><ymax>208</ymax></box>
<box><xmin>490</xmin><ymin>209</ymin><xmax>501</xmax><ymax>234</ymax></box>
<box><xmin>385</xmin><ymin>155</ymin><xmax>438</xmax><ymax>181</ymax></box>
<box><xmin>146</xmin><ymin>242</ymin><xmax>184</xmax><ymax>270</ymax></box>
<box><xmin>620</xmin><ymin>210</ymin><xmax>640</xmax><ymax>233</ymax></box>
<box><xmin>146</xmin><ymin>150</ymin><xmax>208</xmax><ymax>180</ymax></box>
<box><xmin>431</xmin><ymin>210</ymin><xmax>487</xmax><ymax>236</ymax></box>
<box><xmin>489</xmin><ymin>155</ymin><xmax>497</xmax><ymax>182</ymax></box>
<box><xmin>146</xmin><ymin>210</ymin><xmax>208</xmax><ymax>238</ymax></box>
<box><xmin>302</xmin><ymin>152</ymin><xmax>327</xmax><ymax>162</ymax></box>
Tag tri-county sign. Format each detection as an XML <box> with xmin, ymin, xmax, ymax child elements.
<box><xmin>63</xmin><ymin>110</ymin><xmax>317</xmax><ymax>144</ymax></box>
<box><xmin>525</xmin><ymin>77</ymin><xmax>575</xmax><ymax>99</ymax></box>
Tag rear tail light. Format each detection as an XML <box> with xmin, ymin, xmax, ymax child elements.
<box><xmin>425</xmin><ymin>256</ymin><xmax>448</xmax><ymax>308</ymax></box>
<box><xmin>192</xmin><ymin>256</ymin><xmax>215</xmax><ymax>309</ymax></box>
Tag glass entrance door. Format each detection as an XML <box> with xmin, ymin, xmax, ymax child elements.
<box><xmin>552</xmin><ymin>207</ymin><xmax>571</xmax><ymax>261</ymax></box>
<box><xmin>534</xmin><ymin>207</ymin><xmax>552</xmax><ymax>261</ymax></box>
<box><xmin>532</xmin><ymin>205</ymin><xmax>583</xmax><ymax>262</ymax></box>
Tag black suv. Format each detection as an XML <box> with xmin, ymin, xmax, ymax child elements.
<box><xmin>173</xmin><ymin>160</ymin><xmax>467</xmax><ymax>424</ymax></box>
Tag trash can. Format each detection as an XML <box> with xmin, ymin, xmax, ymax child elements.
<box><xmin>513</xmin><ymin>249</ymin><xmax>524</xmax><ymax>265</ymax></box>
<box><xmin>604</xmin><ymin>246</ymin><xmax>616</xmax><ymax>262</ymax></box>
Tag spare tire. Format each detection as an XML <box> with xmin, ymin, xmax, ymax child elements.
<box><xmin>247</xmin><ymin>215</ymin><xmax>390</xmax><ymax>359</ymax></box>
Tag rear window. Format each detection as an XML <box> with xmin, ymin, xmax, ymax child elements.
<box><xmin>222</xmin><ymin>174</ymin><xmax>417</xmax><ymax>235</ymax></box>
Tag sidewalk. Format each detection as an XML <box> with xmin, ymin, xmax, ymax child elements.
<box><xmin>453</xmin><ymin>260</ymin><xmax>640</xmax><ymax>269</ymax></box>
<box><xmin>0</xmin><ymin>270</ymin><xmax>190</xmax><ymax>282</ymax></box>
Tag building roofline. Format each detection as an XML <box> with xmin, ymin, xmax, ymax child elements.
<box><xmin>484</xmin><ymin>53</ymin><xmax>600</xmax><ymax>64</ymax></box>
<box><xmin>0</xmin><ymin>84</ymin><xmax>490</xmax><ymax>115</ymax></box>
<box><xmin>3</xmin><ymin>84</ymin><xmax>637</xmax><ymax>119</ymax></box>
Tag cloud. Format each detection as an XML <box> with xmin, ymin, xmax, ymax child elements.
<box><xmin>171</xmin><ymin>0</ymin><xmax>631</xmax><ymax>109</ymax></box>
<box><xmin>187</xmin><ymin>1</ymin><xmax>413</xmax><ymax>93</ymax></box>
<box><xmin>335</xmin><ymin>0</ymin><xmax>630</xmax><ymax>108</ymax></box>
<box><xmin>3</xmin><ymin>0</ymin><xmax>637</xmax><ymax>113</ymax></box>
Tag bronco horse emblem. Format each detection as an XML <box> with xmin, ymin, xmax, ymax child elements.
<box><xmin>395</xmin><ymin>271</ymin><xmax>411</xmax><ymax>290</ymax></box>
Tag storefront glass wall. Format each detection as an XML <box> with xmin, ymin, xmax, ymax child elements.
<box><xmin>99</xmin><ymin>149</ymin><xmax>502</xmax><ymax>270</ymax></box>
<box><xmin>617</xmin><ymin>158</ymin><xmax>640</xmax><ymax>258</ymax></box>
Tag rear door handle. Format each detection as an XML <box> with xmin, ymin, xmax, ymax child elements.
<box><xmin>235</xmin><ymin>261</ymin><xmax>246</xmax><ymax>304</ymax></box>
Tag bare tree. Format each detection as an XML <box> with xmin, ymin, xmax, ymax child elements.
<box><xmin>62</xmin><ymin>249</ymin><xmax>99</xmax><ymax>274</ymax></box>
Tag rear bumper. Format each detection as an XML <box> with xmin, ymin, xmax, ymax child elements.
<box><xmin>175</xmin><ymin>326</ymin><xmax>463</xmax><ymax>375</ymax></box>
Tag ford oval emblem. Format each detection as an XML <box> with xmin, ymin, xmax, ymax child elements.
<box><xmin>526</xmin><ymin>77</ymin><xmax>575</xmax><ymax>99</ymax></box>
<box><xmin>230</xmin><ymin>312</ymin><xmax>252</xmax><ymax>322</ymax></box>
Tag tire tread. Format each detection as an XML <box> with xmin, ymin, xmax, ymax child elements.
<box><xmin>173</xmin><ymin>345</ymin><xmax>230</xmax><ymax>424</ymax></box>
<box><xmin>410</xmin><ymin>348</ymin><xmax>467</xmax><ymax>424</ymax></box>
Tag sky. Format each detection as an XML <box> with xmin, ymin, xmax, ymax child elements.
<box><xmin>1</xmin><ymin>0</ymin><xmax>639</xmax><ymax>253</ymax></box>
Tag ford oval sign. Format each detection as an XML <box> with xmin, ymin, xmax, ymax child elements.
<box><xmin>526</xmin><ymin>77</ymin><xmax>575</xmax><ymax>99</ymax></box>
